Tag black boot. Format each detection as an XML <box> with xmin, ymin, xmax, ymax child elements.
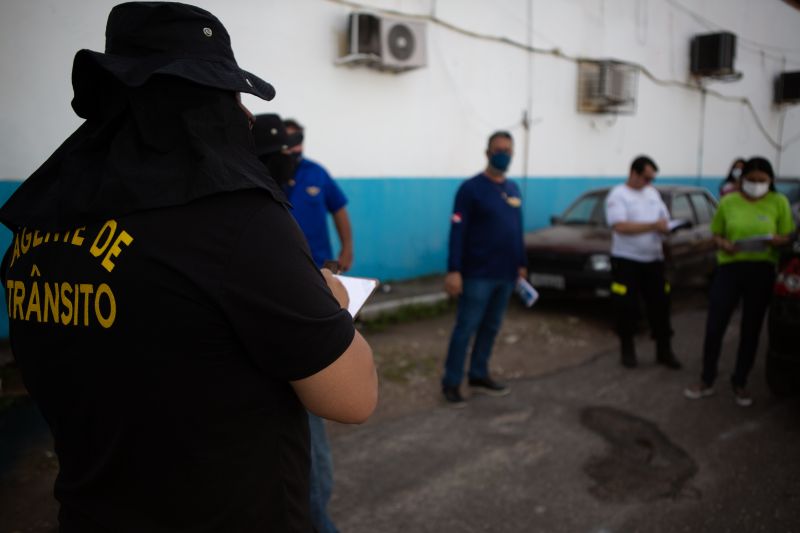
<box><xmin>621</xmin><ymin>337</ymin><xmax>637</xmax><ymax>368</ymax></box>
<box><xmin>656</xmin><ymin>338</ymin><xmax>682</xmax><ymax>370</ymax></box>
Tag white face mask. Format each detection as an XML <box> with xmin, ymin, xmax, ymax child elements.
<box><xmin>731</xmin><ymin>168</ymin><xmax>742</xmax><ymax>179</ymax></box>
<box><xmin>741</xmin><ymin>179</ymin><xmax>769</xmax><ymax>199</ymax></box>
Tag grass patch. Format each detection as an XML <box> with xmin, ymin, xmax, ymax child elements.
<box><xmin>377</xmin><ymin>352</ymin><xmax>439</xmax><ymax>384</ymax></box>
<box><xmin>359</xmin><ymin>299</ymin><xmax>455</xmax><ymax>333</ymax></box>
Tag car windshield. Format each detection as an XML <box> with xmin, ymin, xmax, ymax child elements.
<box><xmin>775</xmin><ymin>180</ymin><xmax>800</xmax><ymax>203</ymax></box>
<box><xmin>561</xmin><ymin>193</ymin><xmax>606</xmax><ymax>225</ymax></box>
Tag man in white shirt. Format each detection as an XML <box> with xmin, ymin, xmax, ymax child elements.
<box><xmin>605</xmin><ymin>156</ymin><xmax>682</xmax><ymax>369</ymax></box>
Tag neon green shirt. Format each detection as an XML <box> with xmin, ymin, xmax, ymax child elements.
<box><xmin>711</xmin><ymin>191</ymin><xmax>796</xmax><ymax>265</ymax></box>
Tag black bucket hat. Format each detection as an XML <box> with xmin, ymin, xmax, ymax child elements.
<box><xmin>253</xmin><ymin>114</ymin><xmax>303</xmax><ymax>156</ymax></box>
<box><xmin>73</xmin><ymin>2</ymin><xmax>275</xmax><ymax>106</ymax></box>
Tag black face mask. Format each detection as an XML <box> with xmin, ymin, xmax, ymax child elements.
<box><xmin>261</xmin><ymin>153</ymin><xmax>297</xmax><ymax>187</ymax></box>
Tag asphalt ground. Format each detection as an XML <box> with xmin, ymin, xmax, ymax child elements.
<box><xmin>1</xmin><ymin>290</ymin><xmax>798</xmax><ymax>533</ymax></box>
<box><xmin>328</xmin><ymin>302</ymin><xmax>800</xmax><ymax>533</ymax></box>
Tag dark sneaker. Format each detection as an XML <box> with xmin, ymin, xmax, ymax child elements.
<box><xmin>443</xmin><ymin>386</ymin><xmax>467</xmax><ymax>408</ymax></box>
<box><xmin>657</xmin><ymin>353</ymin><xmax>683</xmax><ymax>370</ymax></box>
<box><xmin>621</xmin><ymin>339</ymin><xmax>637</xmax><ymax>368</ymax></box>
<box><xmin>656</xmin><ymin>341</ymin><xmax>682</xmax><ymax>370</ymax></box>
<box><xmin>468</xmin><ymin>377</ymin><xmax>510</xmax><ymax>397</ymax></box>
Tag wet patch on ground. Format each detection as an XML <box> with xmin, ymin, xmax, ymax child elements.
<box><xmin>580</xmin><ymin>406</ymin><xmax>698</xmax><ymax>502</ymax></box>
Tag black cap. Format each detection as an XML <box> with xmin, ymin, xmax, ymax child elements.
<box><xmin>253</xmin><ymin>114</ymin><xmax>303</xmax><ymax>156</ymax></box>
<box><xmin>72</xmin><ymin>2</ymin><xmax>275</xmax><ymax>102</ymax></box>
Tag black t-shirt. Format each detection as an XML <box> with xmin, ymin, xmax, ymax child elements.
<box><xmin>2</xmin><ymin>189</ymin><xmax>355</xmax><ymax>532</ymax></box>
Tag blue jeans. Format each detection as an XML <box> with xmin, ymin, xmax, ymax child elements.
<box><xmin>442</xmin><ymin>278</ymin><xmax>515</xmax><ymax>388</ymax></box>
<box><xmin>308</xmin><ymin>412</ymin><xmax>338</xmax><ymax>533</ymax></box>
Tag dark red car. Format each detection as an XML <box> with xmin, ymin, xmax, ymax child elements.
<box><xmin>766</xmin><ymin>237</ymin><xmax>800</xmax><ymax>397</ymax></box>
<box><xmin>766</xmin><ymin>177</ymin><xmax>800</xmax><ymax>397</ymax></box>
<box><xmin>525</xmin><ymin>185</ymin><xmax>718</xmax><ymax>297</ymax></box>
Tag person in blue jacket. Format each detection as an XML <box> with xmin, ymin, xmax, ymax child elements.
<box><xmin>276</xmin><ymin>118</ymin><xmax>352</xmax><ymax>533</ymax></box>
<box><xmin>283</xmin><ymin>119</ymin><xmax>353</xmax><ymax>272</ymax></box>
<box><xmin>441</xmin><ymin>131</ymin><xmax>527</xmax><ymax>407</ymax></box>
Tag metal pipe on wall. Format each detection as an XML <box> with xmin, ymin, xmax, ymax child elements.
<box><xmin>697</xmin><ymin>86</ymin><xmax>707</xmax><ymax>187</ymax></box>
<box><xmin>522</xmin><ymin>0</ymin><xmax>534</xmax><ymax>203</ymax></box>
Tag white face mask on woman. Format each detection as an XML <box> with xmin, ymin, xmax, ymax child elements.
<box><xmin>741</xmin><ymin>179</ymin><xmax>770</xmax><ymax>199</ymax></box>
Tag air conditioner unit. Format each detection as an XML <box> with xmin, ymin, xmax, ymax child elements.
<box><xmin>577</xmin><ymin>60</ymin><xmax>638</xmax><ymax>115</ymax></box>
<box><xmin>775</xmin><ymin>71</ymin><xmax>800</xmax><ymax>104</ymax></box>
<box><xmin>338</xmin><ymin>12</ymin><xmax>427</xmax><ymax>72</ymax></box>
<box><xmin>690</xmin><ymin>32</ymin><xmax>737</xmax><ymax>78</ymax></box>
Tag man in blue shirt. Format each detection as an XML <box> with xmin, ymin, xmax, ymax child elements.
<box><xmin>279</xmin><ymin>118</ymin><xmax>353</xmax><ymax>533</ymax></box>
<box><xmin>284</xmin><ymin>119</ymin><xmax>353</xmax><ymax>272</ymax></box>
<box><xmin>442</xmin><ymin>131</ymin><xmax>527</xmax><ymax>406</ymax></box>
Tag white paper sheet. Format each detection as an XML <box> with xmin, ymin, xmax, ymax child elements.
<box><xmin>668</xmin><ymin>219</ymin><xmax>691</xmax><ymax>232</ymax></box>
<box><xmin>734</xmin><ymin>234</ymin><xmax>773</xmax><ymax>252</ymax></box>
<box><xmin>516</xmin><ymin>278</ymin><xmax>539</xmax><ymax>307</ymax></box>
<box><xmin>333</xmin><ymin>275</ymin><xmax>379</xmax><ymax>318</ymax></box>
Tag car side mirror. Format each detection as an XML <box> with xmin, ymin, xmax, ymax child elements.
<box><xmin>550</xmin><ymin>215</ymin><xmax>561</xmax><ymax>225</ymax></box>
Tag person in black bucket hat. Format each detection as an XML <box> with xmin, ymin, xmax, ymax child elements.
<box><xmin>75</xmin><ymin>1</ymin><xmax>276</xmax><ymax>101</ymax></box>
<box><xmin>0</xmin><ymin>3</ymin><xmax>378</xmax><ymax>532</ymax></box>
<box><xmin>252</xmin><ymin>113</ymin><xmax>304</xmax><ymax>188</ymax></box>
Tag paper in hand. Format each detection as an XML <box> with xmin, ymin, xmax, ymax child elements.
<box><xmin>734</xmin><ymin>234</ymin><xmax>772</xmax><ymax>252</ymax></box>
<box><xmin>515</xmin><ymin>278</ymin><xmax>539</xmax><ymax>308</ymax></box>
<box><xmin>333</xmin><ymin>274</ymin><xmax>379</xmax><ymax>318</ymax></box>
<box><xmin>668</xmin><ymin>219</ymin><xmax>691</xmax><ymax>232</ymax></box>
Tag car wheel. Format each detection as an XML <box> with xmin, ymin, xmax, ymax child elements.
<box><xmin>765</xmin><ymin>346</ymin><xmax>800</xmax><ymax>399</ymax></box>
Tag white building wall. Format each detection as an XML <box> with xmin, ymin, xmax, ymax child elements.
<box><xmin>2</xmin><ymin>0</ymin><xmax>799</xmax><ymax>181</ymax></box>
<box><xmin>0</xmin><ymin>0</ymin><xmax>798</xmax><ymax>283</ymax></box>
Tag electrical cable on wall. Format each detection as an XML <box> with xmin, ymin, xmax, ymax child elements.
<box><xmin>324</xmin><ymin>0</ymin><xmax>796</xmax><ymax>153</ymax></box>
<box><xmin>665</xmin><ymin>0</ymin><xmax>800</xmax><ymax>62</ymax></box>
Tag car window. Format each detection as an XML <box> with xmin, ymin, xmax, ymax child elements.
<box><xmin>670</xmin><ymin>194</ymin><xmax>695</xmax><ymax>224</ymax></box>
<box><xmin>690</xmin><ymin>193</ymin><xmax>714</xmax><ymax>224</ymax></box>
<box><xmin>562</xmin><ymin>194</ymin><xmax>604</xmax><ymax>224</ymax></box>
<box><xmin>775</xmin><ymin>180</ymin><xmax>800</xmax><ymax>203</ymax></box>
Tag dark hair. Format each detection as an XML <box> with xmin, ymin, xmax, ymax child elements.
<box><xmin>742</xmin><ymin>156</ymin><xmax>776</xmax><ymax>191</ymax></box>
<box><xmin>283</xmin><ymin>118</ymin><xmax>304</xmax><ymax>132</ymax></box>
<box><xmin>630</xmin><ymin>155</ymin><xmax>658</xmax><ymax>174</ymax></box>
<box><xmin>487</xmin><ymin>130</ymin><xmax>513</xmax><ymax>150</ymax></box>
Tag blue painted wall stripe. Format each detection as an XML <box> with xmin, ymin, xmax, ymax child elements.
<box><xmin>0</xmin><ymin>181</ymin><xmax>21</xmax><ymax>339</ymax></box>
<box><xmin>0</xmin><ymin>176</ymin><xmax>723</xmax><ymax>339</ymax></box>
<box><xmin>337</xmin><ymin>176</ymin><xmax>721</xmax><ymax>281</ymax></box>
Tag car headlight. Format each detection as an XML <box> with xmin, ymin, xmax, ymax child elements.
<box><xmin>589</xmin><ymin>254</ymin><xmax>612</xmax><ymax>272</ymax></box>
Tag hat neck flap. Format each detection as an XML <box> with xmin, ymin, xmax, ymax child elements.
<box><xmin>0</xmin><ymin>75</ymin><xmax>285</xmax><ymax>232</ymax></box>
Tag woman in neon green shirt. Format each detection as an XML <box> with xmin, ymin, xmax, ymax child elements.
<box><xmin>685</xmin><ymin>157</ymin><xmax>796</xmax><ymax>406</ymax></box>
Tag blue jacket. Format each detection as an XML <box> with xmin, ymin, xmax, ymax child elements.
<box><xmin>284</xmin><ymin>158</ymin><xmax>347</xmax><ymax>267</ymax></box>
<box><xmin>447</xmin><ymin>173</ymin><xmax>526</xmax><ymax>281</ymax></box>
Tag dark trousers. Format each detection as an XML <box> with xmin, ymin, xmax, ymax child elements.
<box><xmin>701</xmin><ymin>262</ymin><xmax>775</xmax><ymax>389</ymax></box>
<box><xmin>610</xmin><ymin>257</ymin><xmax>672</xmax><ymax>342</ymax></box>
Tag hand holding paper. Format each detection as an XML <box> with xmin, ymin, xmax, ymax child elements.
<box><xmin>733</xmin><ymin>234</ymin><xmax>772</xmax><ymax>252</ymax></box>
<box><xmin>333</xmin><ymin>274</ymin><xmax>379</xmax><ymax>318</ymax></box>
<box><xmin>668</xmin><ymin>219</ymin><xmax>691</xmax><ymax>232</ymax></box>
<box><xmin>515</xmin><ymin>278</ymin><xmax>539</xmax><ymax>308</ymax></box>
